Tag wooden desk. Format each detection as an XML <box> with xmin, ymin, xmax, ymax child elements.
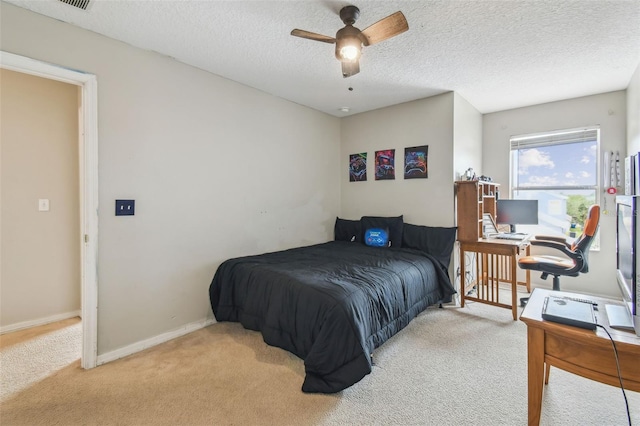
<box><xmin>520</xmin><ymin>288</ymin><xmax>640</xmax><ymax>426</ymax></box>
<box><xmin>459</xmin><ymin>238</ymin><xmax>530</xmax><ymax>320</ymax></box>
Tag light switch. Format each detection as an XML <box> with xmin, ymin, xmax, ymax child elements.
<box><xmin>38</xmin><ymin>199</ymin><xmax>50</xmax><ymax>212</ymax></box>
<box><xmin>115</xmin><ymin>199</ymin><xmax>135</xmax><ymax>216</ymax></box>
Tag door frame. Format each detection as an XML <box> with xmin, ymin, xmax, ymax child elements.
<box><xmin>1</xmin><ymin>51</ymin><xmax>99</xmax><ymax>369</ymax></box>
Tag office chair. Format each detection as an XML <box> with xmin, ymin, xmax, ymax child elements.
<box><xmin>517</xmin><ymin>204</ymin><xmax>600</xmax><ymax>306</ymax></box>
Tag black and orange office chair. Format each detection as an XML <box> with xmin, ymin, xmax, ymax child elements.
<box><xmin>517</xmin><ymin>205</ymin><xmax>600</xmax><ymax>305</ymax></box>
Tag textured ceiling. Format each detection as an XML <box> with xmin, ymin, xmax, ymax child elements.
<box><xmin>5</xmin><ymin>0</ymin><xmax>640</xmax><ymax>117</ymax></box>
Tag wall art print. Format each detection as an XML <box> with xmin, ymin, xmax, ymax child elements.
<box><xmin>375</xmin><ymin>149</ymin><xmax>395</xmax><ymax>180</ymax></box>
<box><xmin>404</xmin><ymin>145</ymin><xmax>428</xmax><ymax>179</ymax></box>
<box><xmin>349</xmin><ymin>152</ymin><xmax>367</xmax><ymax>182</ymax></box>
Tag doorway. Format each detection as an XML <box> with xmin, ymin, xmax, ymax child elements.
<box><xmin>0</xmin><ymin>51</ymin><xmax>98</xmax><ymax>369</ymax></box>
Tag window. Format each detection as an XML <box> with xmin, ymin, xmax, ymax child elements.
<box><xmin>509</xmin><ymin>127</ymin><xmax>600</xmax><ymax>248</ymax></box>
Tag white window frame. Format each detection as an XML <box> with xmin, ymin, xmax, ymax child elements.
<box><xmin>508</xmin><ymin>126</ymin><xmax>600</xmax><ymax>248</ymax></box>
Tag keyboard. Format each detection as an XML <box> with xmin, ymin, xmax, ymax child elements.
<box><xmin>493</xmin><ymin>233</ymin><xmax>528</xmax><ymax>241</ymax></box>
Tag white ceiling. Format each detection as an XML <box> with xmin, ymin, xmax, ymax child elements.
<box><xmin>5</xmin><ymin>0</ymin><xmax>640</xmax><ymax>117</ymax></box>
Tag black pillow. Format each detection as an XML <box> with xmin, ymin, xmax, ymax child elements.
<box><xmin>334</xmin><ymin>217</ymin><xmax>362</xmax><ymax>242</ymax></box>
<box><xmin>402</xmin><ymin>223</ymin><xmax>457</xmax><ymax>268</ymax></box>
<box><xmin>360</xmin><ymin>215</ymin><xmax>404</xmax><ymax>247</ymax></box>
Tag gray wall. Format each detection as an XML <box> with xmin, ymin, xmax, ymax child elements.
<box><xmin>340</xmin><ymin>93</ymin><xmax>458</xmax><ymax>227</ymax></box>
<box><xmin>0</xmin><ymin>3</ymin><xmax>341</xmax><ymax>355</ymax></box>
<box><xmin>483</xmin><ymin>91</ymin><xmax>627</xmax><ymax>298</ymax></box>
<box><xmin>453</xmin><ymin>93</ymin><xmax>483</xmax><ymax>180</ymax></box>
<box><xmin>627</xmin><ymin>64</ymin><xmax>640</xmax><ymax>153</ymax></box>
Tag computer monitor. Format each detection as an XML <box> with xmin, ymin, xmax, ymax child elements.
<box><xmin>613</xmin><ymin>195</ymin><xmax>640</xmax><ymax>335</ymax></box>
<box><xmin>496</xmin><ymin>199</ymin><xmax>539</xmax><ymax>233</ymax></box>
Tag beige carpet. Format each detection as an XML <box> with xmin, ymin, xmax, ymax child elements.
<box><xmin>0</xmin><ymin>318</ymin><xmax>81</xmax><ymax>402</ymax></box>
<box><xmin>1</xmin><ymin>302</ymin><xmax>638</xmax><ymax>425</ymax></box>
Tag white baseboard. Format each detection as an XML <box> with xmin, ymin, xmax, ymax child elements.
<box><xmin>96</xmin><ymin>317</ymin><xmax>216</xmax><ymax>366</ymax></box>
<box><xmin>0</xmin><ymin>310</ymin><xmax>82</xmax><ymax>334</ymax></box>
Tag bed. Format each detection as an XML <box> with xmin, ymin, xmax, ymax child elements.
<box><xmin>209</xmin><ymin>216</ymin><xmax>457</xmax><ymax>393</ymax></box>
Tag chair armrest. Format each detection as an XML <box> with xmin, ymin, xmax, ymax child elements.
<box><xmin>530</xmin><ymin>239</ymin><xmax>575</xmax><ymax>257</ymax></box>
<box><xmin>533</xmin><ymin>234</ymin><xmax>572</xmax><ymax>249</ymax></box>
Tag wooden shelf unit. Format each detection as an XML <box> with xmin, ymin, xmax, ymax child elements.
<box><xmin>455</xmin><ymin>180</ymin><xmax>500</xmax><ymax>241</ymax></box>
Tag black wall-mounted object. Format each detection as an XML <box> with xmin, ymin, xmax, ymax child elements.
<box><xmin>115</xmin><ymin>199</ymin><xmax>135</xmax><ymax>216</ymax></box>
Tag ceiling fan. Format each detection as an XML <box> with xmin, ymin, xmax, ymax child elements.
<box><xmin>291</xmin><ymin>5</ymin><xmax>409</xmax><ymax>78</ymax></box>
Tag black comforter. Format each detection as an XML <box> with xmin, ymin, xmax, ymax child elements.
<box><xmin>209</xmin><ymin>241</ymin><xmax>456</xmax><ymax>393</ymax></box>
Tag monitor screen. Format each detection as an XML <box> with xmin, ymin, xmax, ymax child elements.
<box><xmin>496</xmin><ymin>199</ymin><xmax>539</xmax><ymax>233</ymax></box>
<box><xmin>616</xmin><ymin>197</ymin><xmax>636</xmax><ymax>315</ymax></box>
<box><xmin>614</xmin><ymin>195</ymin><xmax>640</xmax><ymax>335</ymax></box>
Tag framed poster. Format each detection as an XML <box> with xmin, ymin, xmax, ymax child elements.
<box><xmin>375</xmin><ymin>149</ymin><xmax>395</xmax><ymax>180</ymax></box>
<box><xmin>404</xmin><ymin>145</ymin><xmax>428</xmax><ymax>179</ymax></box>
<box><xmin>349</xmin><ymin>153</ymin><xmax>367</xmax><ymax>182</ymax></box>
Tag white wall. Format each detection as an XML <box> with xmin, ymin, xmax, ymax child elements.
<box><xmin>451</xmin><ymin>94</ymin><xmax>483</xmax><ymax>297</ymax></box>
<box><xmin>483</xmin><ymin>91</ymin><xmax>627</xmax><ymax>298</ymax></box>
<box><xmin>453</xmin><ymin>93</ymin><xmax>483</xmax><ymax>180</ymax></box>
<box><xmin>627</xmin><ymin>64</ymin><xmax>640</xmax><ymax>154</ymax></box>
<box><xmin>0</xmin><ymin>69</ymin><xmax>80</xmax><ymax>330</ymax></box>
<box><xmin>340</xmin><ymin>93</ymin><xmax>456</xmax><ymax>227</ymax></box>
<box><xmin>0</xmin><ymin>3</ymin><xmax>341</xmax><ymax>355</ymax></box>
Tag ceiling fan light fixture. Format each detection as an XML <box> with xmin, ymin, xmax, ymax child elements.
<box><xmin>335</xmin><ymin>25</ymin><xmax>362</xmax><ymax>62</ymax></box>
<box><xmin>291</xmin><ymin>5</ymin><xmax>409</xmax><ymax>78</ymax></box>
<box><xmin>339</xmin><ymin>45</ymin><xmax>360</xmax><ymax>61</ymax></box>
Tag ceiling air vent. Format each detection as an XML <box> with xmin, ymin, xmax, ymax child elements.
<box><xmin>58</xmin><ymin>0</ymin><xmax>91</xmax><ymax>11</ymax></box>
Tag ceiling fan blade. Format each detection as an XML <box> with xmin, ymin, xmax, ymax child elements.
<box><xmin>341</xmin><ymin>60</ymin><xmax>360</xmax><ymax>78</ymax></box>
<box><xmin>290</xmin><ymin>29</ymin><xmax>336</xmax><ymax>44</ymax></box>
<box><xmin>360</xmin><ymin>11</ymin><xmax>408</xmax><ymax>46</ymax></box>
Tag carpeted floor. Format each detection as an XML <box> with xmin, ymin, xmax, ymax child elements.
<box><xmin>1</xmin><ymin>301</ymin><xmax>638</xmax><ymax>425</ymax></box>
<box><xmin>0</xmin><ymin>317</ymin><xmax>82</xmax><ymax>402</ymax></box>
